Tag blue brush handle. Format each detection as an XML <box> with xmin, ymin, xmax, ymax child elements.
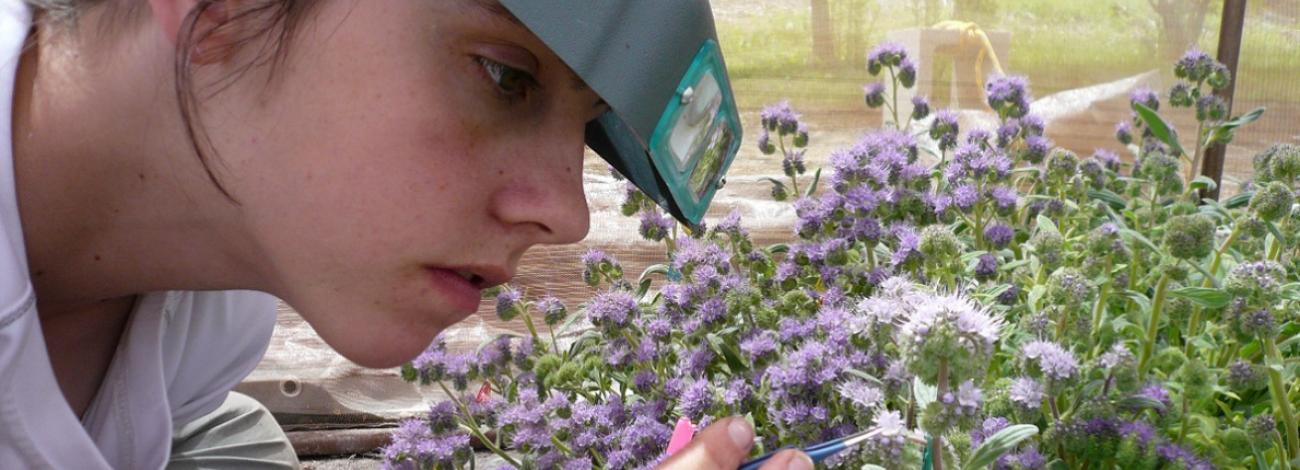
<box><xmin>738</xmin><ymin>441</ymin><xmax>846</xmax><ymax>470</ymax></box>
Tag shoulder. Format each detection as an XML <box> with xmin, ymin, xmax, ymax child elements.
<box><xmin>159</xmin><ymin>290</ymin><xmax>280</xmax><ymax>424</ymax></box>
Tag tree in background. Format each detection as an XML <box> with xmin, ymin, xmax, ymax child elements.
<box><xmin>811</xmin><ymin>0</ymin><xmax>835</xmax><ymax>65</ymax></box>
<box><xmin>954</xmin><ymin>0</ymin><xmax>998</xmax><ymax>25</ymax></box>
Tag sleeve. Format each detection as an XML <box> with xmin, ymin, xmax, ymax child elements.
<box><xmin>159</xmin><ymin>290</ymin><xmax>279</xmax><ymax>426</ymax></box>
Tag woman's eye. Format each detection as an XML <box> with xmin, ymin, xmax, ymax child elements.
<box><xmin>477</xmin><ymin>57</ymin><xmax>536</xmax><ymax>102</ymax></box>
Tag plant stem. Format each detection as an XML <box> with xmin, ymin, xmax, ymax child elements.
<box><xmin>774</xmin><ymin>134</ymin><xmax>801</xmax><ymax>199</ymax></box>
<box><xmin>1137</xmin><ymin>274</ymin><xmax>1172</xmax><ymax>376</ymax></box>
<box><xmin>1176</xmin><ymin>394</ymin><xmax>1191</xmax><ymax>444</ymax></box>
<box><xmin>933</xmin><ymin>359</ymin><xmax>949</xmax><ymax>470</ymax></box>
<box><xmin>1089</xmin><ymin>275</ymin><xmax>1112</xmax><ymax>352</ymax></box>
<box><xmin>438</xmin><ymin>381</ymin><xmax>523</xmax><ymax>468</ymax></box>
<box><xmin>1265</xmin><ymin>335</ymin><xmax>1300</xmax><ymax>459</ymax></box>
<box><xmin>1184</xmin><ymin>224</ymin><xmax>1242</xmax><ymax>356</ymax></box>
<box><xmin>889</xmin><ymin>66</ymin><xmax>901</xmax><ymax>130</ymax></box>
<box><xmin>1187</xmin><ymin>122</ymin><xmax>1205</xmax><ymax>186</ymax></box>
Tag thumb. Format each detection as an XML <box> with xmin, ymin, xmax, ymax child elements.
<box><xmin>657</xmin><ymin>417</ymin><xmax>754</xmax><ymax>469</ymax></box>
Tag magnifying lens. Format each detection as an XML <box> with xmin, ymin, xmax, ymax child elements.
<box><xmin>499</xmin><ymin>1</ymin><xmax>743</xmax><ymax>227</ymax></box>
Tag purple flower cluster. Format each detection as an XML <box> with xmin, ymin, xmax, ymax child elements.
<box><xmin>1020</xmin><ymin>340</ymin><xmax>1079</xmax><ymax>383</ymax></box>
<box><xmin>986</xmin><ymin>75</ymin><xmax>1032</xmax><ymax>118</ymax></box>
<box><xmin>867</xmin><ymin>42</ymin><xmax>908</xmax><ymax>75</ymax></box>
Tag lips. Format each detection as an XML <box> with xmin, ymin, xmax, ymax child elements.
<box><xmin>424</xmin><ymin>265</ymin><xmax>511</xmax><ymax>314</ymax></box>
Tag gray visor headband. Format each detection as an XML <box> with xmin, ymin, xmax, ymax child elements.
<box><xmin>500</xmin><ymin>0</ymin><xmax>743</xmax><ymax>226</ymax></box>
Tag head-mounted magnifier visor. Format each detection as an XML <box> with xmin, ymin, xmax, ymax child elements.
<box><xmin>499</xmin><ymin>1</ymin><xmax>742</xmax><ymax>227</ymax></box>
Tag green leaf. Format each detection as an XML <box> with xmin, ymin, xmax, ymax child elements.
<box><xmin>635</xmin><ymin>278</ymin><xmax>652</xmax><ymax>300</ymax></box>
<box><xmin>913</xmin><ymin>377</ymin><xmax>937</xmax><ymax>409</ymax></box>
<box><xmin>1224</xmin><ymin>191</ymin><xmax>1253</xmax><ymax>209</ymax></box>
<box><xmin>1120</xmin><ymin>228</ymin><xmax>1160</xmax><ymax>253</ymax></box>
<box><xmin>1266</xmin><ymin>221</ymin><xmax>1286</xmax><ymax>247</ymax></box>
<box><xmin>638</xmin><ymin>264</ymin><xmax>670</xmax><ymax>284</ymax></box>
<box><xmin>767</xmin><ymin>243</ymin><xmax>790</xmax><ymax>255</ymax></box>
<box><xmin>863</xmin><ymin>466</ymin><xmax>888</xmax><ymax>470</ymax></box>
<box><xmin>804</xmin><ymin>168</ymin><xmax>822</xmax><ymax>198</ymax></box>
<box><xmin>1169</xmin><ymin>287</ymin><xmax>1232</xmax><ymax>309</ymax></box>
<box><xmin>1189</xmin><ymin>175</ymin><xmax>1218</xmax><ymax>192</ymax></box>
<box><xmin>1134</xmin><ymin>103</ymin><xmax>1185</xmax><ymax>157</ymax></box>
<box><xmin>1036</xmin><ymin>215</ymin><xmax>1060</xmax><ymax>237</ymax></box>
<box><xmin>963</xmin><ymin>425</ymin><xmax>1039</xmax><ymax>470</ymax></box>
<box><xmin>844</xmin><ymin>368</ymin><xmax>883</xmax><ymax>385</ymax></box>
<box><xmin>1116</xmin><ymin>395</ymin><xmax>1168</xmax><ymax>413</ymax></box>
<box><xmin>1226</xmin><ymin>106</ymin><xmax>1266</xmax><ymax>127</ymax></box>
<box><xmin>1123</xmin><ymin>290</ymin><xmax>1153</xmax><ymax>313</ymax></box>
<box><xmin>1045</xmin><ymin>460</ymin><xmax>1069</xmax><ymax>470</ymax></box>
<box><xmin>1088</xmin><ymin>189</ymin><xmax>1127</xmax><ymax>210</ymax></box>
<box><xmin>1251</xmin><ymin>442</ymin><xmax>1273</xmax><ymax>470</ymax></box>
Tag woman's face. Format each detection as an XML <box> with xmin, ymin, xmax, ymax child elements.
<box><xmin>201</xmin><ymin>0</ymin><xmax>601</xmax><ymax>367</ymax></box>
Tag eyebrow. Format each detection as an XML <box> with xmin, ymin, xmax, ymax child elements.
<box><xmin>466</xmin><ymin>0</ymin><xmax>593</xmax><ymax>93</ymax></box>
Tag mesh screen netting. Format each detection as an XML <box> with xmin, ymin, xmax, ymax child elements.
<box><xmin>245</xmin><ymin>0</ymin><xmax>1299</xmax><ymax>425</ymax></box>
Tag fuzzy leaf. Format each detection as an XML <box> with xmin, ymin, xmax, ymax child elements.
<box><xmin>804</xmin><ymin>168</ymin><xmax>822</xmax><ymax>198</ymax></box>
<box><xmin>1117</xmin><ymin>395</ymin><xmax>1168</xmax><ymax>413</ymax></box>
<box><xmin>1188</xmin><ymin>175</ymin><xmax>1218</xmax><ymax>192</ymax></box>
<box><xmin>1266</xmin><ymin>221</ymin><xmax>1286</xmax><ymax>248</ymax></box>
<box><xmin>913</xmin><ymin>377</ymin><xmax>937</xmax><ymax>409</ymax></box>
<box><xmin>1224</xmin><ymin>191</ymin><xmax>1253</xmax><ymax>209</ymax></box>
<box><xmin>638</xmin><ymin>264</ymin><xmax>669</xmax><ymax>283</ymax></box>
<box><xmin>1122</xmin><ymin>290</ymin><xmax>1152</xmax><ymax>313</ymax></box>
<box><xmin>844</xmin><ymin>368</ymin><xmax>884</xmax><ymax>385</ymax></box>
<box><xmin>1036</xmin><ymin>215</ymin><xmax>1060</xmax><ymax>237</ymax></box>
<box><xmin>1120</xmin><ymin>228</ymin><xmax>1160</xmax><ymax>253</ymax></box>
<box><xmin>1134</xmin><ymin>103</ymin><xmax>1185</xmax><ymax>157</ymax></box>
<box><xmin>1169</xmin><ymin>287</ymin><xmax>1232</xmax><ymax>309</ymax></box>
<box><xmin>635</xmin><ymin>278</ymin><xmax>653</xmax><ymax>300</ymax></box>
<box><xmin>963</xmin><ymin>425</ymin><xmax>1038</xmax><ymax>470</ymax></box>
<box><xmin>1206</xmin><ymin>107</ymin><xmax>1267</xmax><ymax>147</ymax></box>
<box><xmin>1088</xmin><ymin>189</ymin><xmax>1127</xmax><ymax>210</ymax></box>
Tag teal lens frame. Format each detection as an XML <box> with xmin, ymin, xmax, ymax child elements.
<box><xmin>646</xmin><ymin>40</ymin><xmax>743</xmax><ymax>224</ymax></box>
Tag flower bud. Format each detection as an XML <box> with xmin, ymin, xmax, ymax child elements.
<box><xmin>1163</xmin><ymin>214</ymin><xmax>1215</xmax><ymax>259</ymax></box>
<box><xmin>864</xmin><ymin>82</ymin><xmax>886</xmax><ymax>108</ymax></box>
<box><xmin>1226</xmin><ymin>360</ymin><xmax>1267</xmax><ymax>392</ymax></box>
<box><xmin>1267</xmin><ymin>144</ymin><xmax>1300</xmax><ymax>182</ymax></box>
<box><xmin>1250</xmin><ymin>182</ymin><xmax>1294</xmax><ymax>222</ymax></box>
<box><xmin>495</xmin><ymin>286</ymin><xmax>523</xmax><ymax>321</ymax></box>
<box><xmin>1195</xmin><ymin>95</ymin><xmax>1227</xmax><ymax>122</ymax></box>
<box><xmin>911</xmin><ymin>95</ymin><xmax>931</xmax><ymax>120</ymax></box>
<box><xmin>1046</xmin><ymin>149</ymin><xmax>1079</xmax><ymax>180</ymax></box>
<box><xmin>1031</xmin><ymin>230</ymin><xmax>1064</xmax><ymax>270</ymax></box>
<box><xmin>757</xmin><ymin>130</ymin><xmax>776</xmax><ymax>155</ymax></box>
<box><xmin>793</xmin><ymin>124</ymin><xmax>809</xmax><ymax>148</ymax></box>
<box><xmin>537</xmin><ymin>296</ymin><xmax>567</xmax><ymax>326</ymax></box>
<box><xmin>1249</xmin><ymin>415</ymin><xmax>1277</xmax><ymax>441</ymax></box>
<box><xmin>1169</xmin><ymin>82</ymin><xmax>1194</xmax><ymax>107</ymax></box>
<box><xmin>1114</xmin><ymin>121</ymin><xmax>1134</xmax><ymax>145</ymax></box>
<box><xmin>919</xmin><ymin>225</ymin><xmax>962</xmax><ymax>260</ymax></box>
<box><xmin>898</xmin><ymin>58</ymin><xmax>917</xmax><ymax>88</ymax></box>
<box><xmin>1208</xmin><ymin>63</ymin><xmax>1232</xmax><ymax>91</ymax></box>
<box><xmin>1047</xmin><ymin>268</ymin><xmax>1093</xmax><ymax>306</ymax></box>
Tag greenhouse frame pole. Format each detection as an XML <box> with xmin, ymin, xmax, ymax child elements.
<box><xmin>1199</xmin><ymin>0</ymin><xmax>1247</xmax><ymax>201</ymax></box>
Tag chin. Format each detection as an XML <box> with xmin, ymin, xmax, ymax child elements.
<box><xmin>318</xmin><ymin>317</ymin><xmax>449</xmax><ymax>369</ymax></box>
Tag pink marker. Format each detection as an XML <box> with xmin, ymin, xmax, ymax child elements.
<box><xmin>665</xmin><ymin>417</ymin><xmax>696</xmax><ymax>456</ymax></box>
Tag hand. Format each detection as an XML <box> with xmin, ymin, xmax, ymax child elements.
<box><xmin>656</xmin><ymin>416</ymin><xmax>814</xmax><ymax>470</ymax></box>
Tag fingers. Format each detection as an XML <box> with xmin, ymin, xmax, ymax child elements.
<box><xmin>756</xmin><ymin>449</ymin><xmax>815</xmax><ymax>470</ymax></box>
<box><xmin>657</xmin><ymin>417</ymin><xmax>755</xmax><ymax>469</ymax></box>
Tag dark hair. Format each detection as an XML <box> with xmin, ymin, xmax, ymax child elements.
<box><xmin>25</xmin><ymin>0</ymin><xmax>319</xmax><ymax>201</ymax></box>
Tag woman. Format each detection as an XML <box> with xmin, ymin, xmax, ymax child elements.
<box><xmin>0</xmin><ymin>0</ymin><xmax>812</xmax><ymax>468</ymax></box>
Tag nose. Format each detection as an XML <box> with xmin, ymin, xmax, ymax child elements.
<box><xmin>489</xmin><ymin>120</ymin><xmax>591</xmax><ymax>246</ymax></box>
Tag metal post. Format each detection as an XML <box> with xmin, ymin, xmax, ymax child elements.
<box><xmin>1199</xmin><ymin>0</ymin><xmax>1247</xmax><ymax>201</ymax></box>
